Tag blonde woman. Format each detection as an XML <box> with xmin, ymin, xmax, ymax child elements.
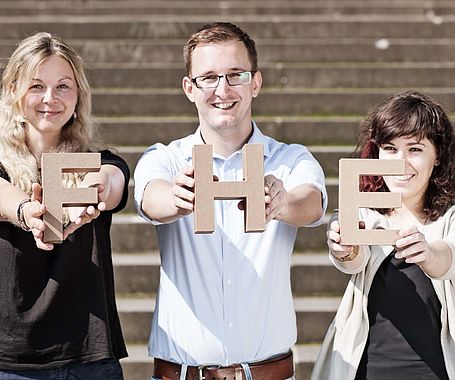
<box><xmin>0</xmin><ymin>33</ymin><xmax>128</xmax><ymax>379</ymax></box>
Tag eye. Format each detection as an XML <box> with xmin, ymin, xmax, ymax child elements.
<box><xmin>227</xmin><ymin>72</ymin><xmax>242</xmax><ymax>79</ymax></box>
<box><xmin>200</xmin><ymin>75</ymin><xmax>219</xmax><ymax>82</ymax></box>
<box><xmin>57</xmin><ymin>83</ymin><xmax>71</xmax><ymax>90</ymax></box>
<box><xmin>381</xmin><ymin>145</ymin><xmax>396</xmax><ymax>151</ymax></box>
<box><xmin>29</xmin><ymin>83</ymin><xmax>44</xmax><ymax>90</ymax></box>
<box><xmin>409</xmin><ymin>147</ymin><xmax>423</xmax><ymax>152</ymax></box>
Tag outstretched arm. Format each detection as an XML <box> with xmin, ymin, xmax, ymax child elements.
<box><xmin>141</xmin><ymin>166</ymin><xmax>195</xmax><ymax>224</ymax></box>
<box><xmin>264</xmin><ymin>174</ymin><xmax>323</xmax><ymax>227</ymax></box>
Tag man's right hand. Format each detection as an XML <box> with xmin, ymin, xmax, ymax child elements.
<box><xmin>171</xmin><ymin>166</ymin><xmax>195</xmax><ymax>216</ymax></box>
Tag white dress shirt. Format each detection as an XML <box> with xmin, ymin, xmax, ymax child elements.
<box><xmin>134</xmin><ymin>123</ymin><xmax>327</xmax><ymax>366</ymax></box>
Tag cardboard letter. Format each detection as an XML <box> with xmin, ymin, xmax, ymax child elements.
<box><xmin>193</xmin><ymin>144</ymin><xmax>265</xmax><ymax>233</ymax></box>
<box><xmin>41</xmin><ymin>153</ymin><xmax>101</xmax><ymax>243</ymax></box>
<box><xmin>339</xmin><ymin>158</ymin><xmax>405</xmax><ymax>245</ymax></box>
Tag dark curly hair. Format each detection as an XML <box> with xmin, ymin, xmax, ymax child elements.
<box><xmin>355</xmin><ymin>90</ymin><xmax>455</xmax><ymax>221</ymax></box>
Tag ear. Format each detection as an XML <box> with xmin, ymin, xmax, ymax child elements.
<box><xmin>252</xmin><ymin>70</ymin><xmax>263</xmax><ymax>98</ymax></box>
<box><xmin>182</xmin><ymin>76</ymin><xmax>196</xmax><ymax>103</ymax></box>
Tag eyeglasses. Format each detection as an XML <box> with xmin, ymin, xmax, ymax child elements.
<box><xmin>191</xmin><ymin>71</ymin><xmax>255</xmax><ymax>89</ymax></box>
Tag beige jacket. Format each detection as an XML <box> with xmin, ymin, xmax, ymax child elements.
<box><xmin>311</xmin><ymin>206</ymin><xmax>455</xmax><ymax>380</ymax></box>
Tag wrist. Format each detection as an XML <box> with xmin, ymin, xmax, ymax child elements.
<box><xmin>334</xmin><ymin>246</ymin><xmax>359</xmax><ymax>262</ymax></box>
<box><xmin>17</xmin><ymin>198</ymin><xmax>32</xmax><ymax>231</ymax></box>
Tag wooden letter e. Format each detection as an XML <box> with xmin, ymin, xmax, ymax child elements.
<box><xmin>339</xmin><ymin>158</ymin><xmax>405</xmax><ymax>245</ymax></box>
<box><xmin>41</xmin><ymin>153</ymin><xmax>101</xmax><ymax>243</ymax></box>
<box><xmin>193</xmin><ymin>144</ymin><xmax>265</xmax><ymax>234</ymax></box>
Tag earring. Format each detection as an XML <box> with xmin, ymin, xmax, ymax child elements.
<box><xmin>73</xmin><ymin>112</ymin><xmax>77</xmax><ymax>120</ymax></box>
<box><xmin>18</xmin><ymin>115</ymin><xmax>27</xmax><ymax>124</ymax></box>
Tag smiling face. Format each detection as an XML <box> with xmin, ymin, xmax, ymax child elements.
<box><xmin>379</xmin><ymin>136</ymin><xmax>438</xmax><ymax>208</ymax></box>
<box><xmin>22</xmin><ymin>54</ymin><xmax>78</xmax><ymax>141</ymax></box>
<box><xmin>182</xmin><ymin>40</ymin><xmax>262</xmax><ymax>137</ymax></box>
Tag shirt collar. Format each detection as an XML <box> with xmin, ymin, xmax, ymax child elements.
<box><xmin>181</xmin><ymin>121</ymin><xmax>271</xmax><ymax>160</ymax></box>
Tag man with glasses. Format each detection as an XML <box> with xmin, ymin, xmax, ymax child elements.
<box><xmin>134</xmin><ymin>22</ymin><xmax>327</xmax><ymax>380</ymax></box>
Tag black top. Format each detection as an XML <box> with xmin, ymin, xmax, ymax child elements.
<box><xmin>355</xmin><ymin>252</ymin><xmax>449</xmax><ymax>380</ymax></box>
<box><xmin>0</xmin><ymin>151</ymin><xmax>129</xmax><ymax>369</ymax></box>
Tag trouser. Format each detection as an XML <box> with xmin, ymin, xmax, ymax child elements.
<box><xmin>0</xmin><ymin>359</ymin><xmax>123</xmax><ymax>380</ymax></box>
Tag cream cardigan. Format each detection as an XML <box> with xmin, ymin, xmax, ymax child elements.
<box><xmin>311</xmin><ymin>206</ymin><xmax>455</xmax><ymax>380</ymax></box>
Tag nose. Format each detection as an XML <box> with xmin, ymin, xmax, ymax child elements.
<box><xmin>395</xmin><ymin>149</ymin><xmax>406</xmax><ymax>160</ymax></box>
<box><xmin>214</xmin><ymin>76</ymin><xmax>231</xmax><ymax>96</ymax></box>
<box><xmin>42</xmin><ymin>88</ymin><xmax>58</xmax><ymax>104</ymax></box>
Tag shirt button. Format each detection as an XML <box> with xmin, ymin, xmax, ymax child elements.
<box><xmin>226</xmin><ymin>279</ymin><xmax>232</xmax><ymax>286</ymax></box>
<box><xmin>228</xmin><ymin>322</ymin><xmax>234</xmax><ymax>328</ymax></box>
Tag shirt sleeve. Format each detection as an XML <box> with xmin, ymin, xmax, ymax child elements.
<box><xmin>100</xmin><ymin>150</ymin><xmax>130</xmax><ymax>214</ymax></box>
<box><xmin>133</xmin><ymin>143</ymin><xmax>178</xmax><ymax>224</ymax></box>
<box><xmin>436</xmin><ymin>206</ymin><xmax>455</xmax><ymax>280</ymax></box>
<box><xmin>283</xmin><ymin>145</ymin><xmax>328</xmax><ymax>227</ymax></box>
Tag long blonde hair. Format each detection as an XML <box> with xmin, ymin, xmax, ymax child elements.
<box><xmin>0</xmin><ymin>32</ymin><xmax>99</xmax><ymax>194</ymax></box>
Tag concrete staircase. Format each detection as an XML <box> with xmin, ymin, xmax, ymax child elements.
<box><xmin>1</xmin><ymin>0</ymin><xmax>454</xmax><ymax>379</ymax></box>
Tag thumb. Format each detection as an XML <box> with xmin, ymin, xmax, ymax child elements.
<box><xmin>31</xmin><ymin>183</ymin><xmax>42</xmax><ymax>202</ymax></box>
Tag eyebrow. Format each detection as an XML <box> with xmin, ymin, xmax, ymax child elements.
<box><xmin>384</xmin><ymin>141</ymin><xmax>426</xmax><ymax>147</ymax></box>
<box><xmin>196</xmin><ymin>67</ymin><xmax>249</xmax><ymax>76</ymax></box>
<box><xmin>31</xmin><ymin>76</ymin><xmax>74</xmax><ymax>82</ymax></box>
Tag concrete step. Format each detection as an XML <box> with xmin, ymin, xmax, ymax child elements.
<box><xmin>110</xmin><ymin>214</ymin><xmax>330</xmax><ymax>252</ymax></box>
<box><xmin>122</xmin><ymin>177</ymin><xmax>339</xmax><ymax>215</ymax></box>
<box><xmin>117</xmin><ymin>296</ymin><xmax>340</xmax><ymax>344</ymax></box>
<box><xmin>1</xmin><ymin>16</ymin><xmax>455</xmax><ymax>40</ymax></box>
<box><xmin>121</xmin><ymin>343</ymin><xmax>321</xmax><ymax>380</ymax></box>
<box><xmin>3</xmin><ymin>62</ymin><xmax>454</xmax><ymax>88</ymax></box>
<box><xmin>115</xmin><ymin>145</ymin><xmax>353</xmax><ymax>177</ymax></box>
<box><xmin>0</xmin><ymin>0</ymin><xmax>452</xmax><ymax>16</ymax></box>
<box><xmin>89</xmin><ymin>88</ymin><xmax>455</xmax><ymax>116</ymax></box>
<box><xmin>97</xmin><ymin>115</ymin><xmax>359</xmax><ymax>146</ymax></box>
<box><xmin>3</xmin><ymin>38</ymin><xmax>455</xmax><ymax>64</ymax></box>
<box><xmin>82</xmin><ymin>63</ymin><xmax>455</xmax><ymax>88</ymax></box>
<box><xmin>113</xmin><ymin>252</ymin><xmax>349</xmax><ymax>296</ymax></box>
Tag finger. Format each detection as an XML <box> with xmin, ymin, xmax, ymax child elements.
<box><xmin>330</xmin><ymin>220</ymin><xmax>340</xmax><ymax>233</ymax></box>
<box><xmin>97</xmin><ymin>202</ymin><xmax>107</xmax><ymax>212</ymax></box>
<box><xmin>31</xmin><ymin>183</ymin><xmax>43</xmax><ymax>202</ymax></box>
<box><xmin>399</xmin><ymin>225</ymin><xmax>419</xmax><ymax>238</ymax></box>
<box><xmin>327</xmin><ymin>229</ymin><xmax>341</xmax><ymax>243</ymax></box>
<box><xmin>396</xmin><ymin>232</ymin><xmax>424</xmax><ymax>248</ymax></box>
<box><xmin>34</xmin><ymin>234</ymin><xmax>53</xmax><ymax>251</ymax></box>
<box><xmin>182</xmin><ymin>166</ymin><xmax>194</xmax><ymax>177</ymax></box>
<box><xmin>63</xmin><ymin>224</ymin><xmax>78</xmax><ymax>239</ymax></box>
<box><xmin>173</xmin><ymin>185</ymin><xmax>195</xmax><ymax>203</ymax></box>
<box><xmin>174</xmin><ymin>196</ymin><xmax>194</xmax><ymax>211</ymax></box>
<box><xmin>402</xmin><ymin>251</ymin><xmax>427</xmax><ymax>264</ymax></box>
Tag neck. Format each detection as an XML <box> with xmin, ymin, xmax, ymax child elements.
<box><xmin>25</xmin><ymin>128</ymin><xmax>60</xmax><ymax>165</ymax></box>
<box><xmin>392</xmin><ymin>201</ymin><xmax>426</xmax><ymax>226</ymax></box>
<box><xmin>200</xmin><ymin>123</ymin><xmax>254</xmax><ymax>158</ymax></box>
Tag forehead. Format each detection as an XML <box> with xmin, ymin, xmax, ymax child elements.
<box><xmin>34</xmin><ymin>55</ymin><xmax>75</xmax><ymax>80</ymax></box>
<box><xmin>190</xmin><ymin>40</ymin><xmax>251</xmax><ymax>75</ymax></box>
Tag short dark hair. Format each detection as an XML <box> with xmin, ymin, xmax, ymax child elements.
<box><xmin>183</xmin><ymin>22</ymin><xmax>258</xmax><ymax>76</ymax></box>
<box><xmin>356</xmin><ymin>90</ymin><xmax>455</xmax><ymax>220</ymax></box>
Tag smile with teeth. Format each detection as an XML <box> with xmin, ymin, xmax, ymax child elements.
<box><xmin>393</xmin><ymin>174</ymin><xmax>414</xmax><ymax>181</ymax></box>
<box><xmin>213</xmin><ymin>102</ymin><xmax>236</xmax><ymax>110</ymax></box>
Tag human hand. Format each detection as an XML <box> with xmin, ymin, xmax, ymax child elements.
<box><xmin>171</xmin><ymin>166</ymin><xmax>195</xmax><ymax>216</ymax></box>
<box><xmin>395</xmin><ymin>225</ymin><xmax>432</xmax><ymax>265</ymax></box>
<box><xmin>263</xmin><ymin>174</ymin><xmax>288</xmax><ymax>223</ymax></box>
<box><xmin>327</xmin><ymin>220</ymin><xmax>362</xmax><ymax>262</ymax></box>
<box><xmin>64</xmin><ymin>183</ymin><xmax>106</xmax><ymax>239</ymax></box>
<box><xmin>26</xmin><ymin>183</ymin><xmax>52</xmax><ymax>251</ymax></box>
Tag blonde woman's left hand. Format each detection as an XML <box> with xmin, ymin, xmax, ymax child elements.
<box><xmin>395</xmin><ymin>225</ymin><xmax>433</xmax><ymax>265</ymax></box>
<box><xmin>64</xmin><ymin>183</ymin><xmax>106</xmax><ymax>239</ymax></box>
